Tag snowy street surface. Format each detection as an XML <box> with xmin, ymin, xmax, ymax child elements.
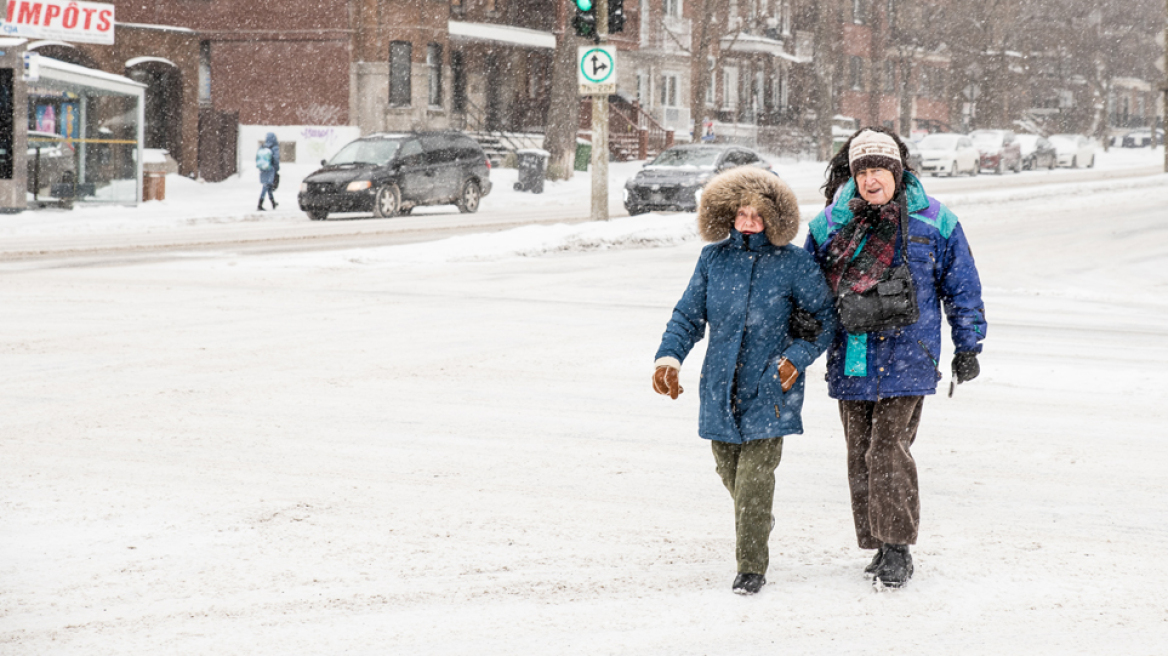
<box><xmin>3</xmin><ymin>148</ymin><xmax>1168</xmax><ymax>653</ymax></box>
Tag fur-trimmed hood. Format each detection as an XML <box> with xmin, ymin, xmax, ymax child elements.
<box><xmin>698</xmin><ymin>167</ymin><xmax>800</xmax><ymax>247</ymax></box>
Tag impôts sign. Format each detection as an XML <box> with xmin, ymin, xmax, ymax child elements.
<box><xmin>2</xmin><ymin>1</ymin><xmax>116</xmax><ymax>46</ymax></box>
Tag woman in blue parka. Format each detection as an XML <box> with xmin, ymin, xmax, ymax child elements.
<box><xmin>256</xmin><ymin>132</ymin><xmax>280</xmax><ymax>211</ymax></box>
<box><xmin>653</xmin><ymin>166</ymin><xmax>836</xmax><ymax>595</ymax></box>
<box><xmin>804</xmin><ymin>128</ymin><xmax>987</xmax><ymax>588</ymax></box>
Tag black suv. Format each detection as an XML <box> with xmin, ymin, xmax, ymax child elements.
<box><xmin>298</xmin><ymin>131</ymin><xmax>492</xmax><ymax>221</ymax></box>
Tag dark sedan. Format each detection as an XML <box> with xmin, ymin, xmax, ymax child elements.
<box><xmin>298</xmin><ymin>131</ymin><xmax>491</xmax><ymax>221</ymax></box>
<box><xmin>623</xmin><ymin>145</ymin><xmax>771</xmax><ymax>215</ymax></box>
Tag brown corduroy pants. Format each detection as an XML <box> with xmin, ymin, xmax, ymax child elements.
<box><xmin>839</xmin><ymin>396</ymin><xmax>923</xmax><ymax>549</ymax></box>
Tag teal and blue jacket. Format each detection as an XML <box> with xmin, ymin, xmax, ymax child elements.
<box><xmin>656</xmin><ymin>229</ymin><xmax>837</xmax><ymax>444</ymax></box>
<box><xmin>803</xmin><ymin>172</ymin><xmax>986</xmax><ymax>400</ymax></box>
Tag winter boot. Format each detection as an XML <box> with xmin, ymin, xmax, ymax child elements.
<box><xmin>257</xmin><ymin>203</ymin><xmax>265</xmax><ymax>211</ymax></box>
<box><xmin>272</xmin><ymin>200</ymin><xmax>278</xmax><ymax>209</ymax></box>
<box><xmin>864</xmin><ymin>545</ymin><xmax>887</xmax><ymax>576</ymax></box>
<box><xmin>874</xmin><ymin>544</ymin><xmax>913</xmax><ymax>588</ymax></box>
<box><xmin>732</xmin><ymin>573</ymin><xmax>766</xmax><ymax>595</ymax></box>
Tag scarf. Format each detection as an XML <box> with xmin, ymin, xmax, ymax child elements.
<box><xmin>822</xmin><ymin>196</ymin><xmax>900</xmax><ymax>295</ymax></box>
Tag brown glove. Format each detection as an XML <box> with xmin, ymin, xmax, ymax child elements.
<box><xmin>653</xmin><ymin>366</ymin><xmax>683</xmax><ymax>399</ymax></box>
<box><xmin>778</xmin><ymin>357</ymin><xmax>799</xmax><ymax>392</ymax></box>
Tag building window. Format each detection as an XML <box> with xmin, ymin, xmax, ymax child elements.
<box><xmin>663</xmin><ymin>0</ymin><xmax>681</xmax><ymax>18</ymax></box>
<box><xmin>849</xmin><ymin>56</ymin><xmax>864</xmax><ymax>91</ymax></box>
<box><xmin>723</xmin><ymin>66</ymin><xmax>738</xmax><ymax>109</ymax></box>
<box><xmin>776</xmin><ymin>66</ymin><xmax>788</xmax><ymax>108</ymax></box>
<box><xmin>852</xmin><ymin>0</ymin><xmax>866</xmax><ymax>24</ymax></box>
<box><xmin>883</xmin><ymin>60</ymin><xmax>896</xmax><ymax>93</ymax></box>
<box><xmin>390</xmin><ymin>41</ymin><xmax>412</xmax><ymax>107</ymax></box>
<box><xmin>780</xmin><ymin>0</ymin><xmax>792</xmax><ymax>35</ymax></box>
<box><xmin>660</xmin><ymin>74</ymin><xmax>678</xmax><ymax>107</ymax></box>
<box><xmin>427</xmin><ymin>43</ymin><xmax>443</xmax><ymax>108</ymax></box>
<box><xmin>198</xmin><ymin>41</ymin><xmax>212</xmax><ymax>105</ymax></box>
<box><xmin>451</xmin><ymin>52</ymin><xmax>466</xmax><ymax>112</ymax></box>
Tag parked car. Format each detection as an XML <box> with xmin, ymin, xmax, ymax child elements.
<box><xmin>1121</xmin><ymin>128</ymin><xmax>1164</xmax><ymax>148</ymax></box>
<box><xmin>298</xmin><ymin>131</ymin><xmax>492</xmax><ymax>221</ymax></box>
<box><xmin>623</xmin><ymin>144</ymin><xmax>771</xmax><ymax>215</ymax></box>
<box><xmin>1015</xmin><ymin>134</ymin><xmax>1058</xmax><ymax>170</ymax></box>
<box><xmin>26</xmin><ymin>130</ymin><xmax>76</xmax><ymax>196</ymax></box>
<box><xmin>970</xmin><ymin>129</ymin><xmax>1022</xmax><ymax>174</ymax></box>
<box><xmin>1048</xmin><ymin>134</ymin><xmax>1096</xmax><ymax>168</ymax></box>
<box><xmin>903</xmin><ymin>138</ymin><xmax>923</xmax><ymax>173</ymax></box>
<box><xmin>916</xmin><ymin>133</ymin><xmax>980</xmax><ymax>177</ymax></box>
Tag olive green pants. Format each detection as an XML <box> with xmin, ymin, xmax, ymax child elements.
<box><xmin>711</xmin><ymin>436</ymin><xmax>784</xmax><ymax>575</ymax></box>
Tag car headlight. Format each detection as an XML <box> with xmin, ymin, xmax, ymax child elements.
<box><xmin>346</xmin><ymin>180</ymin><xmax>372</xmax><ymax>192</ymax></box>
<box><xmin>299</xmin><ymin>183</ymin><xmax>308</xmax><ymax>193</ymax></box>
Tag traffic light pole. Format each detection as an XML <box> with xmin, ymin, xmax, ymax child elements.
<box><xmin>590</xmin><ymin>0</ymin><xmax>609</xmax><ymax>221</ymax></box>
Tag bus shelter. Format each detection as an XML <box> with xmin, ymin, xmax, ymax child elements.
<box><xmin>26</xmin><ymin>55</ymin><xmax>145</xmax><ymax>206</ymax></box>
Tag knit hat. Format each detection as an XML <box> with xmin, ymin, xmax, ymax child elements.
<box><xmin>848</xmin><ymin>130</ymin><xmax>903</xmax><ymax>183</ymax></box>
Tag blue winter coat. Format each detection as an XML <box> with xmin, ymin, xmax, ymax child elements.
<box><xmin>803</xmin><ymin>172</ymin><xmax>986</xmax><ymax>400</ymax></box>
<box><xmin>259</xmin><ymin>132</ymin><xmax>280</xmax><ymax>186</ymax></box>
<box><xmin>656</xmin><ymin>229</ymin><xmax>837</xmax><ymax>444</ymax></box>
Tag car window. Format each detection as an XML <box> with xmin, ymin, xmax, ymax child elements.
<box><xmin>649</xmin><ymin>148</ymin><xmax>721</xmax><ymax>167</ymax></box>
<box><xmin>397</xmin><ymin>138</ymin><xmax>424</xmax><ymax>166</ymax></box>
<box><xmin>737</xmin><ymin>150</ymin><xmax>759</xmax><ymax>164</ymax></box>
<box><xmin>454</xmin><ymin>136</ymin><xmax>481</xmax><ymax>161</ymax></box>
<box><xmin>918</xmin><ymin>134</ymin><xmax>959</xmax><ymax>150</ymax></box>
<box><xmin>330</xmin><ymin>139</ymin><xmax>402</xmax><ymax>166</ymax></box>
<box><xmin>421</xmin><ymin>135</ymin><xmax>457</xmax><ymax>165</ymax></box>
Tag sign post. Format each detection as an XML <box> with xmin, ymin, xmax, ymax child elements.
<box><xmin>577</xmin><ymin>0</ymin><xmax>612</xmax><ymax>221</ymax></box>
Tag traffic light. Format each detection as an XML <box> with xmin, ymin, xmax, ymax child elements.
<box><xmin>573</xmin><ymin>0</ymin><xmax>597</xmax><ymax>39</ymax></box>
<box><xmin>608</xmin><ymin>0</ymin><xmax>625</xmax><ymax>34</ymax></box>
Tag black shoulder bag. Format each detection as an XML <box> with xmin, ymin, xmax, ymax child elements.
<box><xmin>835</xmin><ymin>192</ymin><xmax>919</xmax><ymax>333</ymax></box>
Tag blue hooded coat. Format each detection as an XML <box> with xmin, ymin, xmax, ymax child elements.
<box><xmin>655</xmin><ymin>167</ymin><xmax>837</xmax><ymax>444</ymax></box>
<box><xmin>259</xmin><ymin>132</ymin><xmax>280</xmax><ymax>186</ymax></box>
<box><xmin>803</xmin><ymin>172</ymin><xmax>986</xmax><ymax>400</ymax></box>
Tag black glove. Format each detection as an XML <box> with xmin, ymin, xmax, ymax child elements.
<box><xmin>953</xmin><ymin>352</ymin><xmax>980</xmax><ymax>384</ymax></box>
<box><xmin>789</xmin><ymin>307</ymin><xmax>822</xmax><ymax>342</ymax></box>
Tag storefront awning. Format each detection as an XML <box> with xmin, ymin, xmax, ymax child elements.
<box><xmin>448</xmin><ymin>20</ymin><xmax>556</xmax><ymax>50</ymax></box>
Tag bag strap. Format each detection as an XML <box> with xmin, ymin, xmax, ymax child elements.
<box><xmin>897</xmin><ymin>188</ymin><xmax>910</xmax><ymax>260</ymax></box>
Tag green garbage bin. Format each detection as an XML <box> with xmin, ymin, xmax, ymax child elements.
<box><xmin>574</xmin><ymin>141</ymin><xmax>592</xmax><ymax>172</ymax></box>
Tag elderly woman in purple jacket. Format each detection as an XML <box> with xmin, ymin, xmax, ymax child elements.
<box><xmin>804</xmin><ymin>128</ymin><xmax>987</xmax><ymax>588</ymax></box>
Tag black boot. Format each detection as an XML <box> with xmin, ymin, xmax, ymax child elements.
<box><xmin>732</xmin><ymin>573</ymin><xmax>766</xmax><ymax>595</ymax></box>
<box><xmin>272</xmin><ymin>200</ymin><xmax>278</xmax><ymax>209</ymax></box>
<box><xmin>257</xmin><ymin>203</ymin><xmax>265</xmax><ymax>211</ymax></box>
<box><xmin>864</xmin><ymin>545</ymin><xmax>887</xmax><ymax>576</ymax></box>
<box><xmin>874</xmin><ymin>544</ymin><xmax>913</xmax><ymax>588</ymax></box>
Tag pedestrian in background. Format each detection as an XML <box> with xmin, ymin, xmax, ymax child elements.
<box><xmin>256</xmin><ymin>132</ymin><xmax>280</xmax><ymax>211</ymax></box>
<box><xmin>653</xmin><ymin>167</ymin><xmax>836</xmax><ymax>595</ymax></box>
<box><xmin>803</xmin><ymin>128</ymin><xmax>987</xmax><ymax>588</ymax></box>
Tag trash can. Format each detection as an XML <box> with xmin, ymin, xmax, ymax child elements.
<box><xmin>574</xmin><ymin>140</ymin><xmax>592</xmax><ymax>172</ymax></box>
<box><xmin>514</xmin><ymin>148</ymin><xmax>549</xmax><ymax>194</ymax></box>
<box><xmin>144</xmin><ymin>172</ymin><xmax>166</xmax><ymax>201</ymax></box>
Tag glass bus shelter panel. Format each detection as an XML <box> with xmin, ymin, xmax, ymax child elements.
<box><xmin>26</xmin><ymin>85</ymin><xmax>140</xmax><ymax>204</ymax></box>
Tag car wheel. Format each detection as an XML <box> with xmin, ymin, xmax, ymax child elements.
<box><xmin>373</xmin><ymin>183</ymin><xmax>400</xmax><ymax>218</ymax></box>
<box><xmin>995</xmin><ymin>159</ymin><xmax>1003</xmax><ymax>175</ymax></box>
<box><xmin>1071</xmin><ymin>156</ymin><xmax>1077</xmax><ymax>168</ymax></box>
<box><xmin>948</xmin><ymin>161</ymin><xmax>957</xmax><ymax>177</ymax></box>
<box><xmin>457</xmin><ymin>180</ymin><xmax>481</xmax><ymax>213</ymax></box>
<box><xmin>625</xmin><ymin>204</ymin><xmax>647</xmax><ymax>216</ymax></box>
<box><xmin>307</xmin><ymin>209</ymin><xmax>328</xmax><ymax>221</ymax></box>
<box><xmin>1088</xmin><ymin>156</ymin><xmax>1095</xmax><ymax>168</ymax></box>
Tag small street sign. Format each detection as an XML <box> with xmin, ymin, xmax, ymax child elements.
<box><xmin>578</xmin><ymin>45</ymin><xmax>616</xmax><ymax>96</ymax></box>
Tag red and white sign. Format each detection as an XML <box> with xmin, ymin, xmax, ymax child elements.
<box><xmin>2</xmin><ymin>1</ymin><xmax>115</xmax><ymax>45</ymax></box>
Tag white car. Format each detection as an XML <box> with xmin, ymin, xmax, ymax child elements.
<box><xmin>1048</xmin><ymin>134</ymin><xmax>1096</xmax><ymax>168</ymax></box>
<box><xmin>917</xmin><ymin>133</ymin><xmax>980</xmax><ymax>177</ymax></box>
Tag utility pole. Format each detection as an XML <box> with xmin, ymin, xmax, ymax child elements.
<box><xmin>591</xmin><ymin>0</ymin><xmax>610</xmax><ymax>221</ymax></box>
<box><xmin>1163</xmin><ymin>0</ymin><xmax>1167</xmax><ymax>172</ymax></box>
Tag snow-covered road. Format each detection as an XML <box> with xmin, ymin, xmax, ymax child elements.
<box><xmin>2</xmin><ymin>157</ymin><xmax>1167</xmax><ymax>653</ymax></box>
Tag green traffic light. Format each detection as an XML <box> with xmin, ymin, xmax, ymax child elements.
<box><xmin>575</xmin><ymin>0</ymin><xmax>593</xmax><ymax>11</ymax></box>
